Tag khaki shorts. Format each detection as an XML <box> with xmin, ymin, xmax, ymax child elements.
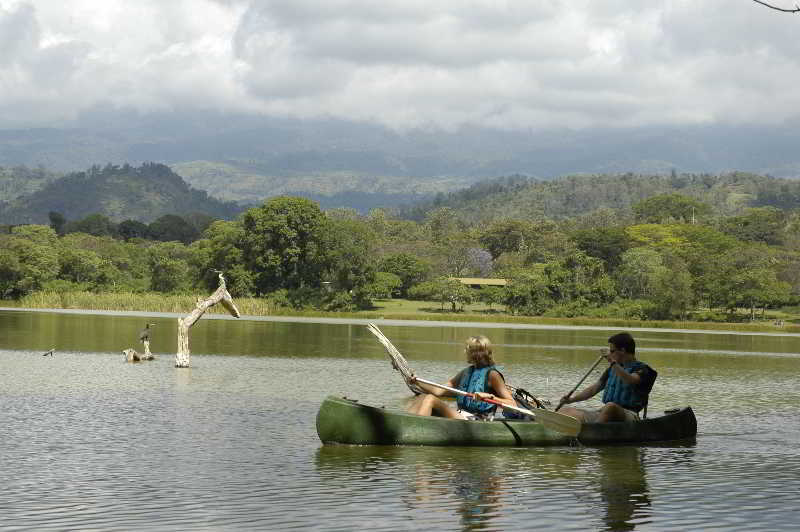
<box><xmin>582</xmin><ymin>406</ymin><xmax>640</xmax><ymax>423</ymax></box>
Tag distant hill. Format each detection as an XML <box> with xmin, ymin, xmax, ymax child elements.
<box><xmin>0</xmin><ymin>165</ymin><xmax>62</xmax><ymax>202</ymax></box>
<box><xmin>399</xmin><ymin>172</ymin><xmax>800</xmax><ymax>223</ymax></box>
<box><xmin>0</xmin><ymin>162</ymin><xmax>242</xmax><ymax>224</ymax></box>
<box><xmin>170</xmin><ymin>160</ymin><xmax>471</xmax><ymax>211</ymax></box>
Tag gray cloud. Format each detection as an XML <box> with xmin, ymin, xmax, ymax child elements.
<box><xmin>1</xmin><ymin>0</ymin><xmax>799</xmax><ymax>131</ymax></box>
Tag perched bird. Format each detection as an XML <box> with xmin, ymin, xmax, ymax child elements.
<box><xmin>42</xmin><ymin>348</ymin><xmax>55</xmax><ymax>357</ymax></box>
<box><xmin>139</xmin><ymin>323</ymin><xmax>156</xmax><ymax>344</ymax></box>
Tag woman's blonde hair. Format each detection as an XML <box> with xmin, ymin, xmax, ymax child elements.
<box><xmin>465</xmin><ymin>335</ymin><xmax>495</xmax><ymax>367</ymax></box>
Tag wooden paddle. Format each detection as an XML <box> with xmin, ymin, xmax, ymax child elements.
<box><xmin>555</xmin><ymin>354</ymin><xmax>606</xmax><ymax>412</ymax></box>
<box><xmin>414</xmin><ymin>377</ymin><xmax>582</xmax><ymax>437</ymax></box>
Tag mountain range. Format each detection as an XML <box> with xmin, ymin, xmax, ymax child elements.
<box><xmin>1</xmin><ymin>111</ymin><xmax>799</xmax><ymax>218</ymax></box>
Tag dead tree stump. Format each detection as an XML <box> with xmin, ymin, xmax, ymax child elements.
<box><xmin>175</xmin><ymin>272</ymin><xmax>241</xmax><ymax>368</ymax></box>
<box><xmin>123</xmin><ymin>348</ymin><xmax>155</xmax><ymax>362</ymax></box>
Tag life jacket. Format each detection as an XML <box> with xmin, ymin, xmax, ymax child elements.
<box><xmin>456</xmin><ymin>365</ymin><xmax>503</xmax><ymax>414</ymax></box>
<box><xmin>601</xmin><ymin>361</ymin><xmax>655</xmax><ymax>413</ymax></box>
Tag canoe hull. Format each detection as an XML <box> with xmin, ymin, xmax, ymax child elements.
<box><xmin>316</xmin><ymin>395</ymin><xmax>697</xmax><ymax>447</ymax></box>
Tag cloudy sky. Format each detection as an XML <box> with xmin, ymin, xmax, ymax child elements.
<box><xmin>1</xmin><ymin>0</ymin><xmax>799</xmax><ymax>132</ymax></box>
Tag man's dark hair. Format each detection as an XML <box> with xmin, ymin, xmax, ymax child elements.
<box><xmin>608</xmin><ymin>332</ymin><xmax>635</xmax><ymax>354</ymax></box>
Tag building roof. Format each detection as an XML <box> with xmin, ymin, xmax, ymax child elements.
<box><xmin>453</xmin><ymin>278</ymin><xmax>508</xmax><ymax>286</ymax></box>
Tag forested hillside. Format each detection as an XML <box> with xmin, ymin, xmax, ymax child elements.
<box><xmin>0</xmin><ymin>165</ymin><xmax>61</xmax><ymax>202</ymax></box>
<box><xmin>399</xmin><ymin>172</ymin><xmax>800</xmax><ymax>223</ymax></box>
<box><xmin>0</xmin><ymin>163</ymin><xmax>242</xmax><ymax>224</ymax></box>
<box><xmin>172</xmin><ymin>160</ymin><xmax>467</xmax><ymax>211</ymax></box>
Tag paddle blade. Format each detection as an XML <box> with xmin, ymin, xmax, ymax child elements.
<box><xmin>535</xmin><ymin>409</ymin><xmax>582</xmax><ymax>437</ymax></box>
<box><xmin>367</xmin><ymin>323</ymin><xmax>424</xmax><ymax>395</ymax></box>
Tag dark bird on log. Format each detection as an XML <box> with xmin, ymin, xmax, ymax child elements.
<box><xmin>139</xmin><ymin>323</ymin><xmax>156</xmax><ymax>343</ymax></box>
<box><xmin>43</xmin><ymin>348</ymin><xmax>55</xmax><ymax>357</ymax></box>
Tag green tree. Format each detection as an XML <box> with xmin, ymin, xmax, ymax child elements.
<box><xmin>0</xmin><ymin>226</ymin><xmax>59</xmax><ymax>296</ymax></box>
<box><xmin>65</xmin><ymin>213</ymin><xmax>118</xmax><ymax>237</ymax></box>
<box><xmin>478</xmin><ymin>285</ymin><xmax>505</xmax><ymax>310</ymax></box>
<box><xmin>719</xmin><ymin>207</ymin><xmax>785</xmax><ymax>245</ymax></box>
<box><xmin>649</xmin><ymin>253</ymin><xmax>694</xmax><ymax>320</ymax></box>
<box><xmin>48</xmin><ymin>211</ymin><xmax>66</xmax><ymax>236</ymax></box>
<box><xmin>118</xmin><ymin>219</ymin><xmax>151</xmax><ymax>241</ymax></box>
<box><xmin>572</xmin><ymin>226</ymin><xmax>630</xmax><ymax>271</ymax></box>
<box><xmin>148</xmin><ymin>241</ymin><xmax>192</xmax><ymax>293</ymax></box>
<box><xmin>407</xmin><ymin>277</ymin><xmax>473</xmax><ymax>311</ymax></box>
<box><xmin>366</xmin><ymin>272</ymin><xmax>402</xmax><ymax>299</ymax></box>
<box><xmin>632</xmin><ymin>193</ymin><xmax>712</xmax><ymax>224</ymax></box>
<box><xmin>544</xmin><ymin>251</ymin><xmax>616</xmax><ymax>307</ymax></box>
<box><xmin>241</xmin><ymin>196</ymin><xmax>329</xmax><ymax>294</ymax></box>
<box><xmin>708</xmin><ymin>246</ymin><xmax>791</xmax><ymax>320</ymax></box>
<box><xmin>615</xmin><ymin>247</ymin><xmax>667</xmax><ymax>299</ymax></box>
<box><xmin>378</xmin><ymin>253</ymin><xmax>430</xmax><ymax>297</ymax></box>
<box><xmin>58</xmin><ymin>247</ymin><xmax>103</xmax><ymax>284</ymax></box>
<box><xmin>502</xmin><ymin>267</ymin><xmax>553</xmax><ymax>315</ymax></box>
<box><xmin>149</xmin><ymin>214</ymin><xmax>199</xmax><ymax>244</ymax></box>
<box><xmin>190</xmin><ymin>220</ymin><xmax>254</xmax><ymax>297</ymax></box>
<box><xmin>425</xmin><ymin>207</ymin><xmax>461</xmax><ymax>245</ymax></box>
<box><xmin>322</xmin><ymin>216</ymin><xmax>377</xmax><ymax>308</ymax></box>
<box><xmin>479</xmin><ymin>219</ymin><xmax>532</xmax><ymax>259</ymax></box>
<box><xmin>0</xmin><ymin>249</ymin><xmax>22</xmax><ymax>298</ymax></box>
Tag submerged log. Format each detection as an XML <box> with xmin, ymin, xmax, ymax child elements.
<box><xmin>175</xmin><ymin>271</ymin><xmax>240</xmax><ymax>368</ymax></box>
<box><xmin>123</xmin><ymin>348</ymin><xmax>155</xmax><ymax>362</ymax></box>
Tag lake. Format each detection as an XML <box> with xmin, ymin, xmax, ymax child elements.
<box><xmin>1</xmin><ymin>308</ymin><xmax>799</xmax><ymax>531</ymax></box>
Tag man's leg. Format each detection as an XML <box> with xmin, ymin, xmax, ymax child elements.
<box><xmin>557</xmin><ymin>406</ymin><xmax>590</xmax><ymax>422</ymax></box>
<box><xmin>596</xmin><ymin>402</ymin><xmax>633</xmax><ymax>422</ymax></box>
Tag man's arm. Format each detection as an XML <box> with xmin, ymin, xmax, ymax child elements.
<box><xmin>560</xmin><ymin>372</ymin><xmax>607</xmax><ymax>406</ymax></box>
<box><xmin>609</xmin><ymin>362</ymin><xmax>643</xmax><ymax>386</ymax></box>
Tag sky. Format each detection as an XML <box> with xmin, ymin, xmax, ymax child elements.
<box><xmin>1</xmin><ymin>0</ymin><xmax>800</xmax><ymax>132</ymax></box>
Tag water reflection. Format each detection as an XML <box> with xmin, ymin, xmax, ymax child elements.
<box><xmin>591</xmin><ymin>442</ymin><xmax>696</xmax><ymax>531</ymax></box>
<box><xmin>314</xmin><ymin>441</ymin><xmax>702</xmax><ymax>532</ymax></box>
<box><xmin>315</xmin><ymin>446</ymin><xmax>509</xmax><ymax>531</ymax></box>
<box><xmin>593</xmin><ymin>447</ymin><xmax>651</xmax><ymax>531</ymax></box>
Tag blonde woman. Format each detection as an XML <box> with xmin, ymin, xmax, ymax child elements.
<box><xmin>407</xmin><ymin>335</ymin><xmax>516</xmax><ymax>419</ymax></box>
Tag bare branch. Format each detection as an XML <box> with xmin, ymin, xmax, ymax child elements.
<box><xmin>753</xmin><ymin>0</ymin><xmax>800</xmax><ymax>13</ymax></box>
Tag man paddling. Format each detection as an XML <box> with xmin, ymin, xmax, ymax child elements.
<box><xmin>557</xmin><ymin>332</ymin><xmax>656</xmax><ymax>423</ymax></box>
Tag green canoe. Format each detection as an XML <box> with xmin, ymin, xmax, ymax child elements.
<box><xmin>316</xmin><ymin>395</ymin><xmax>697</xmax><ymax>447</ymax></box>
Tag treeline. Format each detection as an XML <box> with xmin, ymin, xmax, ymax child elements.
<box><xmin>398</xmin><ymin>171</ymin><xmax>800</xmax><ymax>223</ymax></box>
<box><xmin>1</xmin><ymin>178</ymin><xmax>799</xmax><ymax>321</ymax></box>
<box><xmin>42</xmin><ymin>211</ymin><xmax>216</xmax><ymax>245</ymax></box>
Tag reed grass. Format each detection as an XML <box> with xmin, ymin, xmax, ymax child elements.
<box><xmin>12</xmin><ymin>290</ymin><xmax>800</xmax><ymax>334</ymax></box>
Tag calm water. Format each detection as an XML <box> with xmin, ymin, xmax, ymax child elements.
<box><xmin>1</xmin><ymin>309</ymin><xmax>799</xmax><ymax>531</ymax></box>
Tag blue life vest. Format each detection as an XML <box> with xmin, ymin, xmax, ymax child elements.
<box><xmin>456</xmin><ymin>365</ymin><xmax>503</xmax><ymax>414</ymax></box>
<box><xmin>601</xmin><ymin>361</ymin><xmax>652</xmax><ymax>413</ymax></box>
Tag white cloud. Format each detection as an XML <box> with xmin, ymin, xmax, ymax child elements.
<box><xmin>1</xmin><ymin>0</ymin><xmax>799</xmax><ymax>130</ymax></box>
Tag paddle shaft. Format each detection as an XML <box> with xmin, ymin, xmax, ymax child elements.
<box><xmin>415</xmin><ymin>377</ymin><xmax>540</xmax><ymax>418</ymax></box>
<box><xmin>414</xmin><ymin>377</ymin><xmax>581</xmax><ymax>436</ymax></box>
<box><xmin>555</xmin><ymin>354</ymin><xmax>606</xmax><ymax>411</ymax></box>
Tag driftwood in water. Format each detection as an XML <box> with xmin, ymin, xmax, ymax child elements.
<box><xmin>123</xmin><ymin>348</ymin><xmax>155</xmax><ymax>362</ymax></box>
<box><xmin>175</xmin><ymin>272</ymin><xmax>240</xmax><ymax>368</ymax></box>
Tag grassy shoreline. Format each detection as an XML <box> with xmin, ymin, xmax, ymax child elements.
<box><xmin>7</xmin><ymin>290</ymin><xmax>800</xmax><ymax>334</ymax></box>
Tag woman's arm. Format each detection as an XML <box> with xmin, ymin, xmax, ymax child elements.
<box><xmin>474</xmin><ymin>370</ymin><xmax>516</xmax><ymax>407</ymax></box>
<box><xmin>412</xmin><ymin>369</ymin><xmax>464</xmax><ymax>397</ymax></box>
